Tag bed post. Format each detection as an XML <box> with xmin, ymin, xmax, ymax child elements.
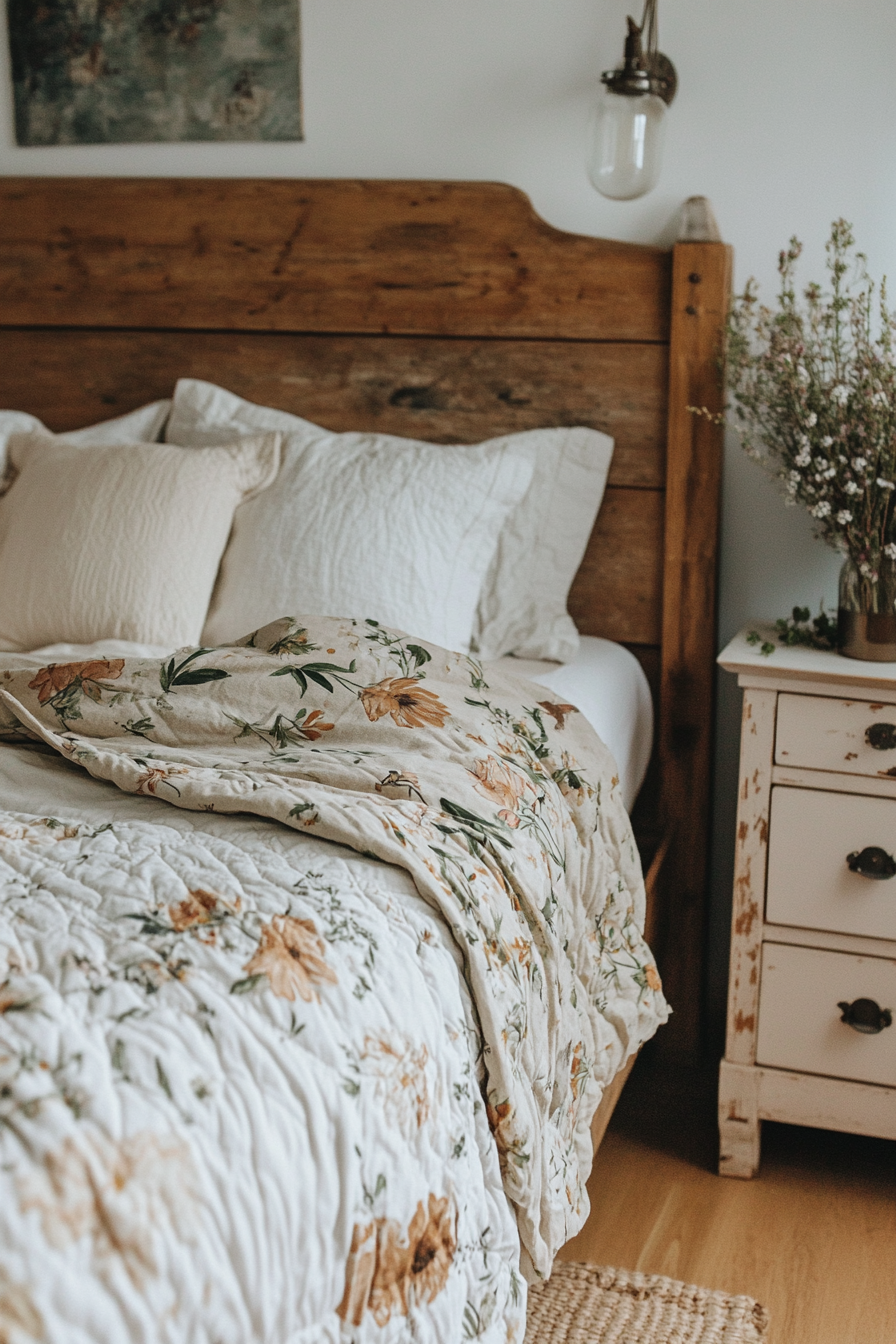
<box><xmin>656</xmin><ymin>200</ymin><xmax>732</xmax><ymax>1056</ymax></box>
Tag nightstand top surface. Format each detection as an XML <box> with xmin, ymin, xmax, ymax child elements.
<box><xmin>719</xmin><ymin>625</ymin><xmax>896</xmax><ymax>693</ymax></box>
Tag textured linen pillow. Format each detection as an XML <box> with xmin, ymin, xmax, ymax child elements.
<box><xmin>0</xmin><ymin>430</ymin><xmax>280</xmax><ymax>650</ymax></box>
<box><xmin>167</xmin><ymin>381</ymin><xmax>612</xmax><ymax>659</ymax></box>
<box><xmin>167</xmin><ymin>380</ymin><xmax>535</xmax><ymax>653</ymax></box>
<box><xmin>472</xmin><ymin>426</ymin><xmax>614</xmax><ymax>662</ymax></box>
<box><xmin>0</xmin><ymin>401</ymin><xmax>171</xmax><ymax>472</ymax></box>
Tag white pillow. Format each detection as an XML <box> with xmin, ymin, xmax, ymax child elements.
<box><xmin>472</xmin><ymin>426</ymin><xmax>614</xmax><ymax>662</ymax></box>
<box><xmin>0</xmin><ymin>400</ymin><xmax>171</xmax><ymax>471</ymax></box>
<box><xmin>472</xmin><ymin>427</ymin><xmax>612</xmax><ymax>663</ymax></box>
<box><xmin>0</xmin><ymin>430</ymin><xmax>281</xmax><ymax>650</ymax></box>
<box><xmin>166</xmin><ymin>380</ymin><xmax>535</xmax><ymax>653</ymax></box>
<box><xmin>167</xmin><ymin>381</ymin><xmax>612</xmax><ymax>659</ymax></box>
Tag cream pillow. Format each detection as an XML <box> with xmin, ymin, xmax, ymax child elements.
<box><xmin>0</xmin><ymin>430</ymin><xmax>281</xmax><ymax>650</ymax></box>
<box><xmin>166</xmin><ymin>380</ymin><xmax>612</xmax><ymax>659</ymax></box>
<box><xmin>167</xmin><ymin>380</ymin><xmax>535</xmax><ymax>653</ymax></box>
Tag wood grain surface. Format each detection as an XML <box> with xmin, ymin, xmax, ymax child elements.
<box><xmin>564</xmin><ymin>1053</ymin><xmax>896</xmax><ymax>1344</ymax></box>
<box><xmin>0</xmin><ymin>328</ymin><xmax>668</xmax><ymax>489</ymax></box>
<box><xmin>568</xmin><ymin>486</ymin><xmax>664</xmax><ymax>644</ymax></box>
<box><xmin>656</xmin><ymin>239</ymin><xmax>732</xmax><ymax>1052</ymax></box>
<box><xmin>0</xmin><ymin>177</ymin><xmax>671</xmax><ymax>340</ymax></box>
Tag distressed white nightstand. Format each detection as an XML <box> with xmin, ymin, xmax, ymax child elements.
<box><xmin>718</xmin><ymin>628</ymin><xmax>896</xmax><ymax>1177</ymax></box>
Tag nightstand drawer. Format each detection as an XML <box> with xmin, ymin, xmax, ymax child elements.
<box><xmin>757</xmin><ymin>942</ymin><xmax>896</xmax><ymax>1086</ymax></box>
<box><xmin>767</xmin><ymin>786</ymin><xmax>896</xmax><ymax>941</ymax></box>
<box><xmin>775</xmin><ymin>691</ymin><xmax>896</xmax><ymax>777</ymax></box>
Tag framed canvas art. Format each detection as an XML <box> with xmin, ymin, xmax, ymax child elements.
<box><xmin>6</xmin><ymin>1</ymin><xmax>303</xmax><ymax>145</ymax></box>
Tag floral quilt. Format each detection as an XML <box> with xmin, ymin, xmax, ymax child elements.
<box><xmin>0</xmin><ymin>616</ymin><xmax>667</xmax><ymax>1343</ymax></box>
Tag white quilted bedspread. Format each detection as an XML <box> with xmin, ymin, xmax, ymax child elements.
<box><xmin>0</xmin><ymin>810</ymin><xmax>519</xmax><ymax>1344</ymax></box>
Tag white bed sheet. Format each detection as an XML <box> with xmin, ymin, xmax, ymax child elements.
<box><xmin>490</xmin><ymin>637</ymin><xmax>653</xmax><ymax>811</ymax></box>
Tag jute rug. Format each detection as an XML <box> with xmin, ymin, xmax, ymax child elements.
<box><xmin>525</xmin><ymin>1262</ymin><xmax>770</xmax><ymax>1344</ymax></box>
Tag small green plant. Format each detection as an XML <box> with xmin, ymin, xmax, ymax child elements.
<box><xmin>746</xmin><ymin>606</ymin><xmax>839</xmax><ymax>657</ymax></box>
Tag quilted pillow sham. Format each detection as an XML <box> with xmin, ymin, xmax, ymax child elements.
<box><xmin>166</xmin><ymin>380</ymin><xmax>613</xmax><ymax>660</ymax></box>
<box><xmin>166</xmin><ymin>380</ymin><xmax>536</xmax><ymax>654</ymax></box>
<box><xmin>0</xmin><ymin>430</ymin><xmax>281</xmax><ymax>650</ymax></box>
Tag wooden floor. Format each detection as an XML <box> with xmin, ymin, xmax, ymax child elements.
<box><xmin>560</xmin><ymin>1047</ymin><xmax>896</xmax><ymax>1344</ymax></box>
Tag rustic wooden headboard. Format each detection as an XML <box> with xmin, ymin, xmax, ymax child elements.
<box><xmin>0</xmin><ymin>177</ymin><xmax>730</xmax><ymax>1053</ymax></box>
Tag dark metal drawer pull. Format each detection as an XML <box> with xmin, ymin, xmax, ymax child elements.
<box><xmin>846</xmin><ymin>846</ymin><xmax>896</xmax><ymax>879</ymax></box>
<box><xmin>866</xmin><ymin>722</ymin><xmax>896</xmax><ymax>750</ymax></box>
<box><xmin>837</xmin><ymin>998</ymin><xmax>893</xmax><ymax>1034</ymax></box>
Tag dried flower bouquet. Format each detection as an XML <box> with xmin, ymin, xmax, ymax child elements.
<box><xmin>721</xmin><ymin>220</ymin><xmax>896</xmax><ymax>609</ymax></box>
<box><xmin>698</xmin><ymin>218</ymin><xmax>896</xmax><ymax>659</ymax></box>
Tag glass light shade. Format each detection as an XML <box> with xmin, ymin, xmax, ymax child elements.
<box><xmin>588</xmin><ymin>86</ymin><xmax>666</xmax><ymax>200</ymax></box>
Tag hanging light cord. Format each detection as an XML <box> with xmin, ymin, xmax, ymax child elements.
<box><xmin>639</xmin><ymin>0</ymin><xmax>659</xmax><ymax>62</ymax></box>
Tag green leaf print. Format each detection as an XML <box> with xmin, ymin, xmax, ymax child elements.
<box><xmin>123</xmin><ymin>717</ymin><xmax>156</xmax><ymax>739</ymax></box>
<box><xmin>362</xmin><ymin>620</ymin><xmax>432</xmax><ymax>678</ymax></box>
<box><xmin>438</xmin><ymin>798</ymin><xmax>514</xmax><ymax>850</ymax></box>
<box><xmin>44</xmin><ymin>681</ymin><xmax>84</xmax><ymax>723</ymax></box>
<box><xmin>155</xmin><ymin>1057</ymin><xmax>173</xmax><ymax>1101</ymax></box>
<box><xmin>270</xmin><ymin>660</ymin><xmax>359</xmax><ymax>697</ymax></box>
<box><xmin>288</xmin><ymin>801</ymin><xmax>320</xmax><ymax>822</ymax></box>
<box><xmin>160</xmin><ymin>649</ymin><xmax>230</xmax><ymax>694</ymax></box>
<box><xmin>230</xmin><ymin>973</ymin><xmax>267</xmax><ymax>996</ymax></box>
<box><xmin>228</xmin><ymin>709</ymin><xmax>333</xmax><ymax>752</ymax></box>
<box><xmin>266</xmin><ymin>624</ymin><xmax>321</xmax><ymax>657</ymax></box>
<box><xmin>404</xmin><ymin>644</ymin><xmax>431</xmax><ymax>670</ymax></box>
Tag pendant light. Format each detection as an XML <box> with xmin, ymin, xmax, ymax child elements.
<box><xmin>588</xmin><ymin>0</ymin><xmax>677</xmax><ymax>201</ymax></box>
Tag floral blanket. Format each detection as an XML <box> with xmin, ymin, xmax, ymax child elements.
<box><xmin>0</xmin><ymin>616</ymin><xmax>667</xmax><ymax>1343</ymax></box>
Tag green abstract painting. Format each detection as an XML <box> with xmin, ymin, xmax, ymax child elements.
<box><xmin>6</xmin><ymin>1</ymin><xmax>302</xmax><ymax>145</ymax></box>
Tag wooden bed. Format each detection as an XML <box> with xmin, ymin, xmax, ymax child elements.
<box><xmin>0</xmin><ymin>176</ymin><xmax>730</xmax><ymax>1056</ymax></box>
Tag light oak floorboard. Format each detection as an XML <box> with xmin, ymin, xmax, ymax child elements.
<box><xmin>560</xmin><ymin>1051</ymin><xmax>896</xmax><ymax>1344</ymax></box>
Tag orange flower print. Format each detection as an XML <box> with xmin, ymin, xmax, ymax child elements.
<box><xmin>338</xmin><ymin>1220</ymin><xmax>377</xmax><ymax>1327</ymax></box>
<box><xmin>509</xmin><ymin>936</ymin><xmax>532</xmax><ymax>969</ymax></box>
<box><xmin>396</xmin><ymin>1194</ymin><xmax>456</xmax><ymax>1312</ymax></box>
<box><xmin>646</xmin><ymin>963</ymin><xmax>662</xmax><ymax>993</ymax></box>
<box><xmin>359</xmin><ymin>1036</ymin><xmax>430</xmax><ymax>1134</ymax></box>
<box><xmin>483</xmin><ymin>934</ymin><xmax>504</xmax><ymax>969</ymax></box>
<box><xmin>0</xmin><ymin>1271</ymin><xmax>42</xmax><ymax>1342</ymax></box>
<box><xmin>17</xmin><ymin>1129</ymin><xmax>199</xmax><ymax>1287</ymax></box>
<box><xmin>486</xmin><ymin>1100</ymin><xmax>513</xmax><ymax>1158</ymax></box>
<box><xmin>337</xmin><ymin>1194</ymin><xmax>457</xmax><ymax>1327</ymax></box>
<box><xmin>242</xmin><ymin>916</ymin><xmax>338</xmax><ymax>1002</ymax></box>
<box><xmin>538</xmin><ymin>700</ymin><xmax>578</xmax><ymax>731</ymax></box>
<box><xmin>299</xmin><ymin>709</ymin><xmax>335</xmax><ymax>741</ymax></box>
<box><xmin>359</xmin><ymin>679</ymin><xmax>449</xmax><ymax>730</ymax></box>
<box><xmin>28</xmin><ymin>659</ymin><xmax>125</xmax><ymax>705</ymax></box>
<box><xmin>168</xmin><ymin>888</ymin><xmax>238</xmax><ymax>932</ymax></box>
<box><xmin>486</xmin><ymin>1098</ymin><xmax>531</xmax><ymax>1170</ymax></box>
<box><xmin>469</xmin><ymin>756</ymin><xmax>529</xmax><ymax>827</ymax></box>
<box><xmin>569</xmin><ymin>1042</ymin><xmax>587</xmax><ymax>1101</ymax></box>
<box><xmin>133</xmin><ymin>765</ymin><xmax>188</xmax><ymax>798</ymax></box>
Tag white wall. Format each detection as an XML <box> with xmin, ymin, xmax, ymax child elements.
<box><xmin>3</xmin><ymin>0</ymin><xmax>895</xmax><ymax>1033</ymax></box>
